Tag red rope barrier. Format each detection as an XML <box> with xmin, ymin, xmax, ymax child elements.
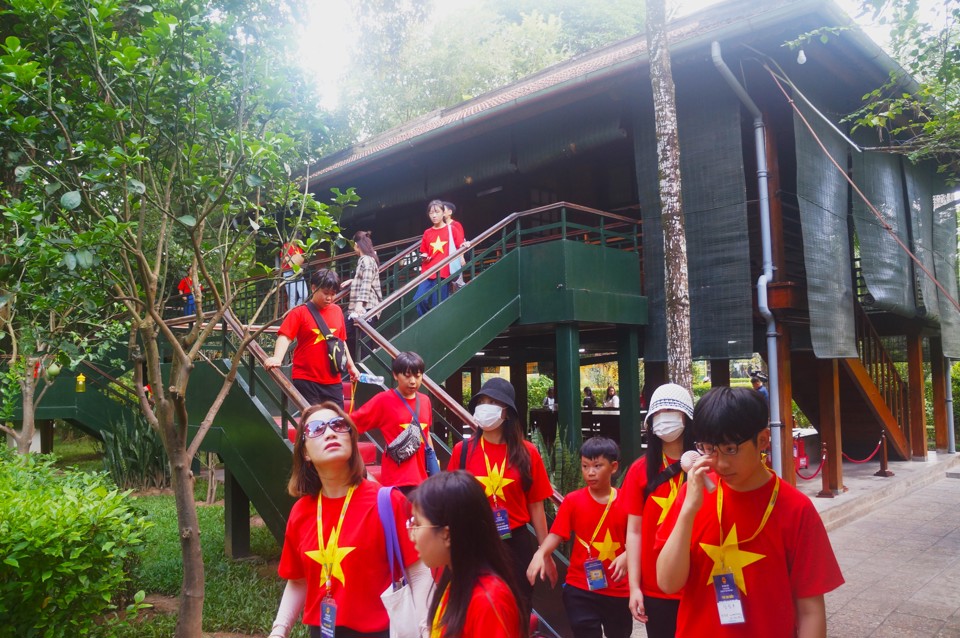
<box><xmin>796</xmin><ymin>453</ymin><xmax>826</xmax><ymax>481</ymax></box>
<box><xmin>841</xmin><ymin>439</ymin><xmax>883</xmax><ymax>464</ymax></box>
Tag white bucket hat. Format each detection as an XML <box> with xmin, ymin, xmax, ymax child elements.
<box><xmin>644</xmin><ymin>383</ymin><xmax>695</xmax><ymax>427</ymax></box>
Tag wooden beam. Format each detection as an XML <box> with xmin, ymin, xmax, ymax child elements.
<box><xmin>906</xmin><ymin>335</ymin><xmax>927</xmax><ymax>459</ymax></box>
<box><xmin>776</xmin><ymin>328</ymin><xmax>796</xmax><ymax>487</ymax></box>
<box><xmin>818</xmin><ymin>359</ymin><xmax>843</xmax><ymax>495</ymax></box>
<box><xmin>840</xmin><ymin>358</ymin><xmax>910</xmax><ymax>459</ymax></box>
<box><xmin>931</xmin><ymin>338</ymin><xmax>948</xmax><ymax>451</ymax></box>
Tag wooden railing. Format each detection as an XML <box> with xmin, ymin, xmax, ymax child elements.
<box><xmin>853</xmin><ymin>304</ymin><xmax>908</xmax><ymax>433</ymax></box>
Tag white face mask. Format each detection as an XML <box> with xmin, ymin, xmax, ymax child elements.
<box><xmin>651</xmin><ymin>411</ymin><xmax>685</xmax><ymax>442</ymax></box>
<box><xmin>474</xmin><ymin>403</ymin><xmax>505</xmax><ymax>431</ymax></box>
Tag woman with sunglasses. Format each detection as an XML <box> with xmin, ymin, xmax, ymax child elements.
<box><xmin>408</xmin><ymin>470</ymin><xmax>528</xmax><ymax>638</ymax></box>
<box><xmin>269</xmin><ymin>403</ymin><xmax>429</xmax><ymax>638</ymax></box>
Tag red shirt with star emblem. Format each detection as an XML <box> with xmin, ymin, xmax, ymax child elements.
<box><xmin>278</xmin><ymin>480</ymin><xmax>418</xmax><ymax>631</ymax></box>
<box><xmin>620</xmin><ymin>454</ymin><xmax>683</xmax><ymax>600</ymax></box>
<box><xmin>420</xmin><ymin>224</ymin><xmax>463</xmax><ymax>279</ymax></box>
<box><xmin>656</xmin><ymin>474</ymin><xmax>844</xmax><ymax>637</ymax></box>
<box><xmin>277</xmin><ymin>302</ymin><xmax>346</xmax><ymax>385</ymax></box>
<box><xmin>549</xmin><ymin>486</ymin><xmax>629</xmax><ymax>597</ymax></box>
<box><xmin>434</xmin><ymin>574</ymin><xmax>522</xmax><ymax>638</ymax></box>
<box><xmin>447</xmin><ymin>439</ymin><xmax>553</xmax><ymax>529</ymax></box>
<box><xmin>351</xmin><ymin>389</ymin><xmax>433</xmax><ymax>487</ymax></box>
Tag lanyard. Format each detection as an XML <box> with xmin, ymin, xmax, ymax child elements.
<box><xmin>317</xmin><ymin>485</ymin><xmax>356</xmax><ymax>593</ymax></box>
<box><xmin>431</xmin><ymin>584</ymin><xmax>450</xmax><ymax>638</ymax></box>
<box><xmin>480</xmin><ymin>437</ymin><xmax>506</xmax><ymax>508</ymax></box>
<box><xmin>576</xmin><ymin>488</ymin><xmax>617</xmax><ymax>558</ymax></box>
<box><xmin>716</xmin><ymin>470</ymin><xmax>778</xmax><ymax>552</ymax></box>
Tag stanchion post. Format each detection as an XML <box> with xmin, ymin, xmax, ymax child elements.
<box><xmin>875</xmin><ymin>432</ymin><xmax>895</xmax><ymax>477</ymax></box>
<box><xmin>816</xmin><ymin>441</ymin><xmax>834</xmax><ymax>498</ymax></box>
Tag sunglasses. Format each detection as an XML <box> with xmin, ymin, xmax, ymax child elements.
<box><xmin>303</xmin><ymin>416</ymin><xmax>351</xmax><ymax>439</ymax></box>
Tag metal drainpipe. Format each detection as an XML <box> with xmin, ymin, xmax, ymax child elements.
<box><xmin>947</xmin><ymin>359</ymin><xmax>956</xmax><ymax>454</ymax></box>
<box><xmin>711</xmin><ymin>41</ymin><xmax>783</xmax><ymax>477</ymax></box>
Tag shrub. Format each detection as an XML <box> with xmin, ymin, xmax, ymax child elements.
<box><xmin>0</xmin><ymin>447</ymin><xmax>150</xmax><ymax>637</ymax></box>
<box><xmin>97</xmin><ymin>412</ymin><xmax>170</xmax><ymax>490</ymax></box>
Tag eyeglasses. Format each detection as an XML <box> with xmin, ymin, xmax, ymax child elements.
<box><xmin>405</xmin><ymin>516</ymin><xmax>440</xmax><ymax>539</ymax></box>
<box><xmin>695</xmin><ymin>437</ymin><xmax>754</xmax><ymax>456</ymax></box>
<box><xmin>303</xmin><ymin>417</ymin><xmax>351</xmax><ymax>439</ymax></box>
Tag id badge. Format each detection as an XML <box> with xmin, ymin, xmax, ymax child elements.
<box><xmin>320</xmin><ymin>598</ymin><xmax>338</xmax><ymax>638</ymax></box>
<box><xmin>583</xmin><ymin>557</ymin><xmax>608</xmax><ymax>591</ymax></box>
<box><xmin>712</xmin><ymin>573</ymin><xmax>745</xmax><ymax>625</ymax></box>
<box><xmin>493</xmin><ymin>508</ymin><xmax>512</xmax><ymax>539</ymax></box>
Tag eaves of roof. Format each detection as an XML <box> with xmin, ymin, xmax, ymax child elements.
<box><xmin>307</xmin><ymin>0</ymin><xmax>905</xmax><ymax>185</ymax></box>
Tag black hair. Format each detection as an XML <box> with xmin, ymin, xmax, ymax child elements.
<box><xmin>352</xmin><ymin>230</ymin><xmax>380</xmax><ymax>266</ymax></box>
<box><xmin>606</xmin><ymin>385</ymin><xmax>617</xmax><ymax>397</ymax></box>
<box><xmin>309</xmin><ymin>268</ymin><xmax>340</xmax><ymax>291</ymax></box>
<box><xmin>442</xmin><ymin>200</ymin><xmax>457</xmax><ymax>215</ymax></box>
<box><xmin>693</xmin><ymin>386</ymin><xmax>768</xmax><ymax>444</ymax></box>
<box><xmin>580</xmin><ymin>436</ymin><xmax>620</xmax><ymax>463</ymax></box>
<box><xmin>410</xmin><ymin>471</ymin><xmax>529</xmax><ymax>638</ymax></box>
<box><xmin>583</xmin><ymin>387</ymin><xmax>593</xmax><ymax>396</ymax></box>
<box><xmin>392</xmin><ymin>351</ymin><xmax>425</xmax><ymax>376</ymax></box>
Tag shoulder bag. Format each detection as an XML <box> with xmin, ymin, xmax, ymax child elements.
<box><xmin>384</xmin><ymin>389</ymin><xmax>423</xmax><ymax>465</ymax></box>
<box><xmin>305</xmin><ymin>301</ymin><xmax>348</xmax><ymax>376</ymax></box>
<box><xmin>378</xmin><ymin>487</ymin><xmax>432</xmax><ymax>638</ymax></box>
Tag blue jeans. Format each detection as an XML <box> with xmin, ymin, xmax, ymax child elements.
<box><xmin>283</xmin><ymin>269</ymin><xmax>307</xmax><ymax>311</ymax></box>
<box><xmin>414</xmin><ymin>277</ymin><xmax>448</xmax><ymax>316</ymax></box>
<box><xmin>183</xmin><ymin>294</ymin><xmax>195</xmax><ymax>316</ymax></box>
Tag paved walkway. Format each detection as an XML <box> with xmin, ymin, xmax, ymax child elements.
<box><xmin>629</xmin><ymin>451</ymin><xmax>960</xmax><ymax>637</ymax></box>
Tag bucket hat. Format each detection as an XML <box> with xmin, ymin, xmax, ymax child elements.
<box><xmin>644</xmin><ymin>383</ymin><xmax>694</xmax><ymax>427</ymax></box>
<box><xmin>468</xmin><ymin>377</ymin><xmax>519</xmax><ymax>420</ymax></box>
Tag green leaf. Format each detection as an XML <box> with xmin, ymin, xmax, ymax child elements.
<box><xmin>177</xmin><ymin>215</ymin><xmax>197</xmax><ymax>228</ymax></box>
<box><xmin>75</xmin><ymin>250</ymin><xmax>93</xmax><ymax>269</ymax></box>
<box><xmin>60</xmin><ymin>191</ymin><xmax>82</xmax><ymax>210</ymax></box>
<box><xmin>14</xmin><ymin>165</ymin><xmax>32</xmax><ymax>181</ymax></box>
<box><xmin>245</xmin><ymin>174</ymin><xmax>264</xmax><ymax>187</ymax></box>
<box><xmin>63</xmin><ymin>252</ymin><xmax>78</xmax><ymax>271</ymax></box>
<box><xmin>127</xmin><ymin>179</ymin><xmax>146</xmax><ymax>194</ymax></box>
<box><xmin>3</xmin><ymin>557</ymin><xmax>18</xmax><ymax>568</ymax></box>
<box><xmin>45</xmin><ymin>182</ymin><xmax>61</xmax><ymax>195</ymax></box>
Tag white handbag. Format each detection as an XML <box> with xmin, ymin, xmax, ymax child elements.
<box><xmin>378</xmin><ymin>488</ymin><xmax>433</xmax><ymax>638</ymax></box>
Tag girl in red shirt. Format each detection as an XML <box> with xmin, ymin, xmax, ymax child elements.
<box><xmin>409</xmin><ymin>471</ymin><xmax>528</xmax><ymax>638</ymax></box>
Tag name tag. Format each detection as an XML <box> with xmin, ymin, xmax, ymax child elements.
<box><xmin>713</xmin><ymin>573</ymin><xmax>745</xmax><ymax>625</ymax></box>
<box><xmin>493</xmin><ymin>508</ymin><xmax>512</xmax><ymax>539</ymax></box>
<box><xmin>584</xmin><ymin>557</ymin><xmax>608</xmax><ymax>591</ymax></box>
<box><xmin>320</xmin><ymin>598</ymin><xmax>338</xmax><ymax>638</ymax></box>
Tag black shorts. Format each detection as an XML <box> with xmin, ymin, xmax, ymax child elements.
<box><xmin>293</xmin><ymin>379</ymin><xmax>344</xmax><ymax>409</ymax></box>
<box><xmin>561</xmin><ymin>585</ymin><xmax>632</xmax><ymax>638</ymax></box>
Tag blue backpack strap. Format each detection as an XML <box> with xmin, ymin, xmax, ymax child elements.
<box><xmin>377</xmin><ymin>486</ymin><xmax>409</xmax><ymax>585</ymax></box>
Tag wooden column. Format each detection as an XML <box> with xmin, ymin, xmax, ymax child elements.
<box><xmin>906</xmin><ymin>334</ymin><xmax>928</xmax><ymax>460</ymax></box>
<box><xmin>709</xmin><ymin>359</ymin><xmax>730</xmax><ymax>387</ymax></box>
<box><xmin>645</xmin><ymin>361</ymin><xmax>668</xmax><ymax>392</ymax></box>
<box><xmin>556</xmin><ymin>323</ymin><xmax>582</xmax><ymax>450</ymax></box>
<box><xmin>470</xmin><ymin>366</ymin><xmax>482</xmax><ymax>399</ymax></box>
<box><xmin>509</xmin><ymin>360</ymin><xmax>529</xmax><ymax>433</ymax></box>
<box><xmin>931</xmin><ymin>337</ymin><xmax>949</xmax><ymax>452</ymax></box>
<box><xmin>776</xmin><ymin>329</ymin><xmax>796</xmax><ymax>486</ymax></box>
<box><xmin>224</xmin><ymin>466</ymin><xmax>250</xmax><ymax>559</ymax></box>
<box><xmin>618</xmin><ymin>326</ymin><xmax>643</xmax><ymax>466</ymax></box>
<box><xmin>443</xmin><ymin>370</ymin><xmax>465</xmax><ymax>441</ymax></box>
<box><xmin>818</xmin><ymin>358</ymin><xmax>843</xmax><ymax>495</ymax></box>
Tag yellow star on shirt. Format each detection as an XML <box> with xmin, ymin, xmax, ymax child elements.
<box><xmin>311</xmin><ymin>328</ymin><xmax>326</xmax><ymax>345</ymax></box>
<box><xmin>476</xmin><ymin>459</ymin><xmax>514</xmax><ymax>500</ymax></box>
<box><xmin>699</xmin><ymin>525</ymin><xmax>765</xmax><ymax>595</ymax></box>
<box><xmin>429</xmin><ymin>237</ymin><xmax>447</xmax><ymax>255</ymax></box>
<box><xmin>591</xmin><ymin>530</ymin><xmax>622</xmax><ymax>562</ymax></box>
<box><xmin>305</xmin><ymin>529</ymin><xmax>356</xmax><ymax>589</ymax></box>
<box><xmin>650</xmin><ymin>490</ymin><xmax>679</xmax><ymax>525</ymax></box>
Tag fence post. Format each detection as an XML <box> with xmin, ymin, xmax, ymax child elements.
<box><xmin>875</xmin><ymin>432</ymin><xmax>895</xmax><ymax>477</ymax></box>
<box><xmin>816</xmin><ymin>441</ymin><xmax>834</xmax><ymax>498</ymax></box>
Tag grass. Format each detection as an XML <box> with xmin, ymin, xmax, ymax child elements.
<box><xmin>46</xmin><ymin>430</ymin><xmax>308</xmax><ymax>638</ymax></box>
<box><xmin>51</xmin><ymin>427</ymin><xmax>104</xmax><ymax>474</ymax></box>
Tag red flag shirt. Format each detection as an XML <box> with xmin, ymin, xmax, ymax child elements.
<box><xmin>549</xmin><ymin>486</ymin><xmax>630</xmax><ymax>597</ymax></box>
<box><xmin>447</xmin><ymin>439</ymin><xmax>553</xmax><ymax>529</ymax></box>
<box><xmin>433</xmin><ymin>574</ymin><xmax>522</xmax><ymax>638</ymax></box>
<box><xmin>619</xmin><ymin>454</ymin><xmax>683</xmax><ymax>600</ymax></box>
<box><xmin>177</xmin><ymin>276</ymin><xmax>194</xmax><ymax>295</ymax></box>
<box><xmin>351</xmin><ymin>390</ymin><xmax>433</xmax><ymax>487</ymax></box>
<box><xmin>420</xmin><ymin>224</ymin><xmax>463</xmax><ymax>280</ymax></box>
<box><xmin>281</xmin><ymin>242</ymin><xmax>304</xmax><ymax>271</ymax></box>
<box><xmin>278</xmin><ymin>480</ymin><xmax>418</xmax><ymax>631</ymax></box>
<box><xmin>277</xmin><ymin>303</ymin><xmax>346</xmax><ymax>385</ymax></box>
<box><xmin>656</xmin><ymin>475</ymin><xmax>844</xmax><ymax>637</ymax></box>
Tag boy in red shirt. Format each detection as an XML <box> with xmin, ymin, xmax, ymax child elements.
<box><xmin>414</xmin><ymin>199</ymin><xmax>462</xmax><ymax>317</ymax></box>
<box><xmin>527</xmin><ymin>437</ymin><xmax>632</xmax><ymax>638</ymax></box>
<box><xmin>350</xmin><ymin>351</ymin><xmax>439</xmax><ymax>493</ymax></box>
<box><xmin>177</xmin><ymin>273</ymin><xmax>196</xmax><ymax>315</ymax></box>
<box><xmin>657</xmin><ymin>387</ymin><xmax>844</xmax><ymax>638</ymax></box>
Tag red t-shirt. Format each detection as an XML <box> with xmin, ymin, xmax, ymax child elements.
<box><xmin>421</xmin><ymin>224</ymin><xmax>463</xmax><ymax>279</ymax></box>
<box><xmin>351</xmin><ymin>390</ymin><xmax>433</xmax><ymax>487</ymax></box>
<box><xmin>281</xmin><ymin>243</ymin><xmax>304</xmax><ymax>271</ymax></box>
<box><xmin>549</xmin><ymin>486</ymin><xmax>629</xmax><ymax>597</ymax></box>
<box><xmin>278</xmin><ymin>480</ymin><xmax>418</xmax><ymax>631</ymax></box>
<box><xmin>435</xmin><ymin>574</ymin><xmax>521</xmax><ymax>638</ymax></box>
<box><xmin>619</xmin><ymin>454</ymin><xmax>683</xmax><ymax>600</ymax></box>
<box><xmin>656</xmin><ymin>475</ymin><xmax>844</xmax><ymax>637</ymax></box>
<box><xmin>177</xmin><ymin>277</ymin><xmax>193</xmax><ymax>295</ymax></box>
<box><xmin>277</xmin><ymin>302</ymin><xmax>346</xmax><ymax>385</ymax></box>
<box><xmin>447</xmin><ymin>439</ymin><xmax>553</xmax><ymax>529</ymax></box>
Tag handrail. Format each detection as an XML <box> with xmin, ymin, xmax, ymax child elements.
<box><xmin>854</xmin><ymin>304</ymin><xmax>908</xmax><ymax>432</ymax></box>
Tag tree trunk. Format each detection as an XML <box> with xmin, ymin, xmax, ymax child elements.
<box><xmin>16</xmin><ymin>357</ymin><xmax>38</xmax><ymax>454</ymax></box>
<box><xmin>646</xmin><ymin>0</ymin><xmax>693</xmax><ymax>393</ymax></box>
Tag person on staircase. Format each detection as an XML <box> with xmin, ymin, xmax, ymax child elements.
<box><xmin>448</xmin><ymin>377</ymin><xmax>556</xmax><ymax>607</ymax></box>
<box><xmin>280</xmin><ymin>236</ymin><xmax>307</xmax><ymax>312</ymax></box>
<box><xmin>342</xmin><ymin>230</ymin><xmax>383</xmax><ymax>357</ymax></box>
<box><xmin>350</xmin><ymin>351</ymin><xmax>439</xmax><ymax>494</ymax></box>
<box><xmin>414</xmin><ymin>200</ymin><xmax>463</xmax><ymax>316</ymax></box>
<box><xmin>265</xmin><ymin>269</ymin><xmax>359</xmax><ymax>409</ymax></box>
<box><xmin>269</xmin><ymin>402</ymin><xmax>431</xmax><ymax>638</ymax></box>
<box><xmin>442</xmin><ymin>201</ymin><xmax>469</xmax><ymax>292</ymax></box>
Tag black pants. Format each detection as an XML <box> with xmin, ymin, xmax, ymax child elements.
<box><xmin>562</xmin><ymin>585</ymin><xmax>632</xmax><ymax>638</ymax></box>
<box><xmin>502</xmin><ymin>527</ymin><xmax>537</xmax><ymax>607</ymax></box>
<box><xmin>643</xmin><ymin>594</ymin><xmax>680</xmax><ymax>638</ymax></box>
<box><xmin>293</xmin><ymin>379</ymin><xmax>345</xmax><ymax>409</ymax></box>
<box><xmin>310</xmin><ymin>627</ymin><xmax>388</xmax><ymax>638</ymax></box>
